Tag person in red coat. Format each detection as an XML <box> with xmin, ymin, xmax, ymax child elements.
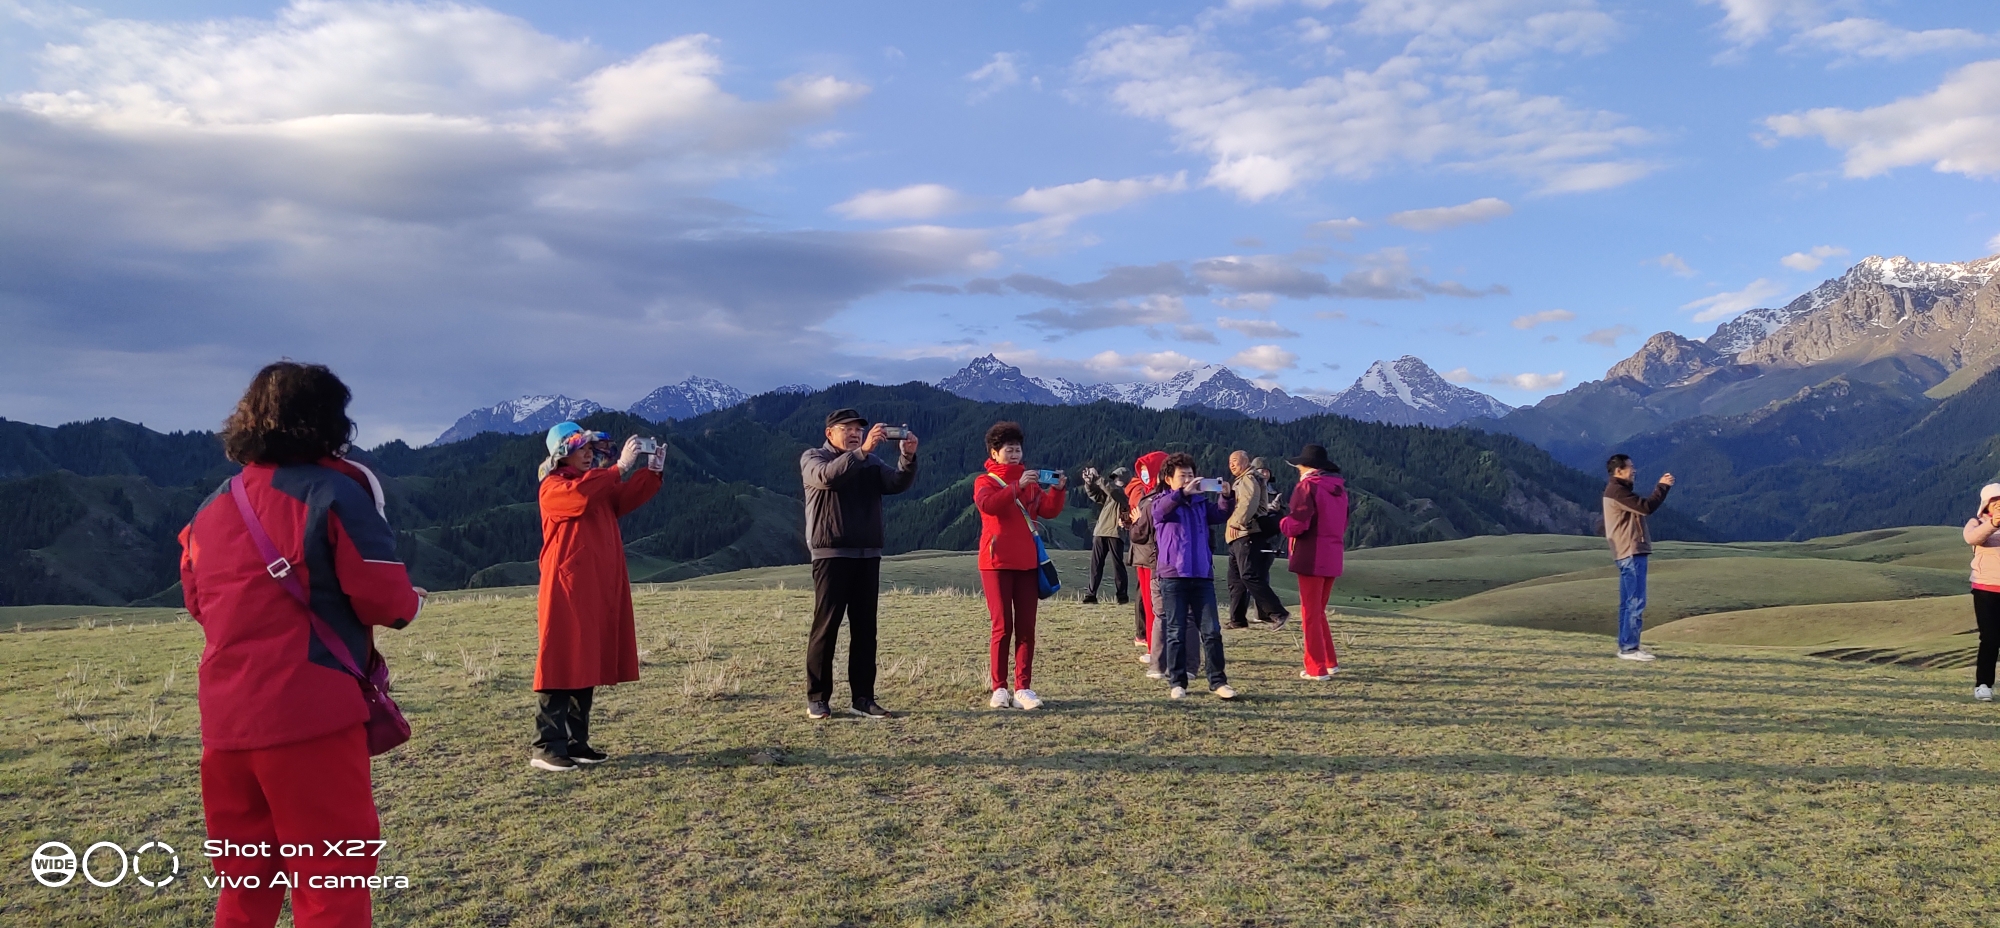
<box><xmin>179</xmin><ymin>362</ymin><xmax>423</xmax><ymax>928</ymax></box>
<box><xmin>973</xmin><ymin>421</ymin><xmax>1065</xmax><ymax>710</ymax></box>
<box><xmin>530</xmin><ymin>422</ymin><xmax>664</xmax><ymax>772</ymax></box>
<box><xmin>1279</xmin><ymin>444</ymin><xmax>1350</xmax><ymax>680</ymax></box>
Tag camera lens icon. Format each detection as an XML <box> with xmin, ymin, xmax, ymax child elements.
<box><xmin>32</xmin><ymin>842</ymin><xmax>77</xmax><ymax>888</ymax></box>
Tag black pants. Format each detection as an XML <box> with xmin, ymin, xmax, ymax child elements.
<box><xmin>1226</xmin><ymin>537</ymin><xmax>1289</xmax><ymax>626</ymax></box>
<box><xmin>808</xmin><ymin>557</ymin><xmax>880</xmax><ymax>703</ymax></box>
<box><xmin>1977</xmin><ymin>589</ymin><xmax>2000</xmax><ymax>687</ymax></box>
<box><xmin>1088</xmin><ymin>536</ymin><xmax>1128</xmax><ymax>600</ymax></box>
<box><xmin>533</xmin><ymin>687</ymin><xmax>594</xmax><ymax>756</ymax></box>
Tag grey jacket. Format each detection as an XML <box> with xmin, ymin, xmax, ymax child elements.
<box><xmin>1225</xmin><ymin>470</ymin><xmax>1267</xmax><ymax>543</ymax></box>
<box><xmin>1602</xmin><ymin>477</ymin><xmax>1669</xmax><ymax>561</ymax></box>
<box><xmin>800</xmin><ymin>442</ymin><xmax>917</xmax><ymax>559</ymax></box>
<box><xmin>1082</xmin><ymin>474</ymin><xmax>1129</xmax><ymax>537</ymax></box>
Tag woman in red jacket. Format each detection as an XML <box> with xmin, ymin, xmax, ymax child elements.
<box><xmin>1279</xmin><ymin>444</ymin><xmax>1350</xmax><ymax>681</ymax></box>
<box><xmin>179</xmin><ymin>362</ymin><xmax>423</xmax><ymax>928</ymax></box>
<box><xmin>973</xmin><ymin>421</ymin><xmax>1065</xmax><ymax>710</ymax></box>
<box><xmin>530</xmin><ymin>422</ymin><xmax>664</xmax><ymax>772</ymax></box>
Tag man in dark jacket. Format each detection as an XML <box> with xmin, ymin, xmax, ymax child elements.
<box><xmin>1080</xmin><ymin>466</ymin><xmax>1131</xmax><ymax>605</ymax></box>
<box><xmin>1224</xmin><ymin>451</ymin><xmax>1289</xmax><ymax>630</ymax></box>
<box><xmin>800</xmin><ymin>408</ymin><xmax>918</xmax><ymax>720</ymax></box>
<box><xmin>1603</xmin><ymin>453</ymin><xmax>1674</xmax><ymax>662</ymax></box>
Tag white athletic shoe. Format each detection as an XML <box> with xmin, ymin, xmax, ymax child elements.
<box><xmin>1012</xmin><ymin>689</ymin><xmax>1043</xmax><ymax>710</ymax></box>
<box><xmin>1978</xmin><ymin>685</ymin><xmax>1993</xmax><ymax>702</ymax></box>
<box><xmin>1213</xmin><ymin>684</ymin><xmax>1238</xmax><ymax>700</ymax></box>
<box><xmin>1300</xmin><ymin>671</ymin><xmax>1331</xmax><ymax>681</ymax></box>
<box><xmin>1145</xmin><ymin>670</ymin><xmax>1164</xmax><ymax>679</ymax></box>
<box><xmin>990</xmin><ymin>687</ymin><xmax>1012</xmax><ymax>709</ymax></box>
<box><xmin>1326</xmin><ymin>665</ymin><xmax>1346</xmax><ymax>675</ymax></box>
<box><xmin>1136</xmin><ymin>653</ymin><xmax>1151</xmax><ymax>663</ymax></box>
<box><xmin>1169</xmin><ymin>686</ymin><xmax>1187</xmax><ymax>700</ymax></box>
<box><xmin>1617</xmin><ymin>650</ymin><xmax>1657</xmax><ymax>662</ymax></box>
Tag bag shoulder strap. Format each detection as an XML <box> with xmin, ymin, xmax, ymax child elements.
<box><xmin>228</xmin><ymin>474</ymin><xmax>368</xmax><ymax>682</ymax></box>
<box><xmin>988</xmin><ymin>472</ymin><xmax>1041</xmax><ymax>537</ymax></box>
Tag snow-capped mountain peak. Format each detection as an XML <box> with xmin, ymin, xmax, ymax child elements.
<box><xmin>1707</xmin><ymin>253</ymin><xmax>2000</xmax><ymax>356</ymax></box>
<box><xmin>629</xmin><ymin>377</ymin><xmax>750</xmax><ymax>422</ymax></box>
<box><xmin>1316</xmin><ymin>357</ymin><xmax>1511</xmax><ymax>427</ymax></box>
<box><xmin>431</xmin><ymin>394</ymin><xmax>604</xmax><ymax>446</ymax></box>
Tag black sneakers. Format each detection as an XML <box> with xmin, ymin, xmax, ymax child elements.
<box><xmin>847</xmin><ymin>699</ymin><xmax>893</xmax><ymax>719</ymax></box>
<box><xmin>1257</xmin><ymin>613</ymin><xmax>1290</xmax><ymax>631</ymax></box>
<box><xmin>568</xmin><ymin>745</ymin><xmax>608</xmax><ymax>765</ymax></box>
<box><xmin>529</xmin><ymin>748</ymin><xmax>577</xmax><ymax>772</ymax></box>
<box><xmin>1115</xmin><ymin>596</ymin><xmax>1129</xmax><ymax>605</ymax></box>
<box><xmin>806</xmin><ymin>700</ymin><xmax>831</xmax><ymax>720</ymax></box>
<box><xmin>1081</xmin><ymin>594</ymin><xmax>1099</xmax><ymax>604</ymax></box>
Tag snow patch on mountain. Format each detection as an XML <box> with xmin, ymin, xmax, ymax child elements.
<box><xmin>432</xmin><ymin>395</ymin><xmax>604</xmax><ymax>446</ymax></box>
<box><xmin>629</xmin><ymin>377</ymin><xmax>750</xmax><ymax>422</ymax></box>
<box><xmin>1314</xmin><ymin>357</ymin><xmax>1512</xmax><ymax>427</ymax></box>
<box><xmin>1707</xmin><ymin>254</ymin><xmax>2000</xmax><ymax>356</ymax></box>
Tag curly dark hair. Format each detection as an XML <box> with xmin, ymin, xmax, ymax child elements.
<box><xmin>221</xmin><ymin>361</ymin><xmax>356</xmax><ymax>465</ymax></box>
<box><xmin>1162</xmin><ymin>452</ymin><xmax>1197</xmax><ymax>480</ymax></box>
<box><xmin>985</xmin><ymin>420</ymin><xmax>1024</xmax><ymax>452</ymax></box>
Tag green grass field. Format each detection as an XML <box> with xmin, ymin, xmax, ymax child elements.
<box><xmin>8</xmin><ymin>585</ymin><xmax>2000</xmax><ymax>926</ymax></box>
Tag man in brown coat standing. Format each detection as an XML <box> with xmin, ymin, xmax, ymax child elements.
<box><xmin>1603</xmin><ymin>453</ymin><xmax>1674</xmax><ymax>662</ymax></box>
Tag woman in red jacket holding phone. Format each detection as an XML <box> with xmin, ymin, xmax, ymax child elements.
<box><xmin>179</xmin><ymin>362</ymin><xmax>423</xmax><ymax>928</ymax></box>
<box><xmin>973</xmin><ymin>421</ymin><xmax>1065</xmax><ymax>711</ymax></box>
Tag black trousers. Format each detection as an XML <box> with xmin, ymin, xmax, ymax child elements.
<box><xmin>532</xmin><ymin>687</ymin><xmax>594</xmax><ymax>755</ymax></box>
<box><xmin>1088</xmin><ymin>536</ymin><xmax>1128</xmax><ymax>600</ymax></box>
<box><xmin>808</xmin><ymin>557</ymin><xmax>880</xmax><ymax>703</ymax></box>
<box><xmin>1976</xmin><ymin>589</ymin><xmax>2000</xmax><ymax>687</ymax></box>
<box><xmin>1226</xmin><ymin>537</ymin><xmax>1289</xmax><ymax>625</ymax></box>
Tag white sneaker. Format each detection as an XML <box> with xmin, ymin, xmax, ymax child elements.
<box><xmin>1169</xmin><ymin>686</ymin><xmax>1187</xmax><ymax>700</ymax></box>
<box><xmin>1978</xmin><ymin>685</ymin><xmax>1993</xmax><ymax>702</ymax></box>
<box><xmin>1617</xmin><ymin>650</ymin><xmax>1657</xmax><ymax>662</ymax></box>
<box><xmin>990</xmin><ymin>687</ymin><xmax>1012</xmax><ymax>708</ymax></box>
<box><xmin>1300</xmin><ymin>671</ymin><xmax>1331</xmax><ymax>681</ymax></box>
<box><xmin>1145</xmin><ymin>670</ymin><xmax>1164</xmax><ymax>679</ymax></box>
<box><xmin>1012</xmin><ymin>689</ymin><xmax>1043</xmax><ymax>710</ymax></box>
<box><xmin>1213</xmin><ymin>684</ymin><xmax>1238</xmax><ymax>699</ymax></box>
<box><xmin>1136</xmin><ymin>653</ymin><xmax>1151</xmax><ymax>663</ymax></box>
<box><xmin>1326</xmin><ymin>665</ymin><xmax>1346</xmax><ymax>675</ymax></box>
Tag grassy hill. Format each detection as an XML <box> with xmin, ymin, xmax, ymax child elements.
<box><xmin>9</xmin><ymin>589</ymin><xmax>2000</xmax><ymax>925</ymax></box>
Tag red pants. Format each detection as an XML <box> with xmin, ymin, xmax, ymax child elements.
<box><xmin>982</xmin><ymin>569</ymin><xmax>1039</xmax><ymax>690</ymax></box>
<box><xmin>1297</xmin><ymin>574</ymin><xmax>1341</xmax><ymax>675</ymax></box>
<box><xmin>203</xmin><ymin>724</ymin><xmax>380</xmax><ymax>928</ymax></box>
<box><xmin>1134</xmin><ymin>566</ymin><xmax>1154</xmax><ymax>644</ymax></box>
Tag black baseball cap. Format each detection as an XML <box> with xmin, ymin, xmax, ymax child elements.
<box><xmin>824</xmin><ymin>408</ymin><xmax>868</xmax><ymax>428</ymax></box>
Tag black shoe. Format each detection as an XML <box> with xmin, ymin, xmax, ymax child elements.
<box><xmin>1081</xmin><ymin>594</ymin><xmax>1098</xmax><ymax>604</ymax></box>
<box><xmin>529</xmin><ymin>748</ymin><xmax>577</xmax><ymax>772</ymax></box>
<box><xmin>1116</xmin><ymin>596</ymin><xmax>1129</xmax><ymax>605</ymax></box>
<box><xmin>807</xmin><ymin>700</ymin><xmax>831</xmax><ymax>720</ymax></box>
<box><xmin>847</xmin><ymin>699</ymin><xmax>893</xmax><ymax>719</ymax></box>
<box><xmin>1225</xmin><ymin>621</ymin><xmax>1250</xmax><ymax>629</ymax></box>
<box><xmin>1259</xmin><ymin>613</ymin><xmax>1290</xmax><ymax>631</ymax></box>
<box><xmin>568</xmin><ymin>744</ymin><xmax>609</xmax><ymax>764</ymax></box>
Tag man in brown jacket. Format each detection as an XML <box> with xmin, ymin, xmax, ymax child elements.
<box><xmin>1225</xmin><ymin>451</ymin><xmax>1289</xmax><ymax>630</ymax></box>
<box><xmin>1603</xmin><ymin>453</ymin><xmax>1674</xmax><ymax>661</ymax></box>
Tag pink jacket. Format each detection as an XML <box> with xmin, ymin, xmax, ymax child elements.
<box><xmin>1967</xmin><ymin>518</ymin><xmax>2000</xmax><ymax>591</ymax></box>
<box><xmin>1280</xmin><ymin>473</ymin><xmax>1348</xmax><ymax>578</ymax></box>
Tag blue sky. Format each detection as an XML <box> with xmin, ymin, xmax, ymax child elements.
<box><xmin>2</xmin><ymin>0</ymin><xmax>1996</xmax><ymax>443</ymax></box>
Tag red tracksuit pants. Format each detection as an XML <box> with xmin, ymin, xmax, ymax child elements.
<box><xmin>982</xmin><ymin>568</ymin><xmax>1039</xmax><ymax>691</ymax></box>
<box><xmin>1134</xmin><ymin>566</ymin><xmax>1154</xmax><ymax>644</ymax></box>
<box><xmin>203</xmin><ymin>724</ymin><xmax>380</xmax><ymax>928</ymax></box>
<box><xmin>1297</xmin><ymin>574</ymin><xmax>1341</xmax><ymax>675</ymax></box>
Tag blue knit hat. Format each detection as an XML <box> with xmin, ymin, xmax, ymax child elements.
<box><xmin>545</xmin><ymin>422</ymin><xmax>605</xmax><ymax>456</ymax></box>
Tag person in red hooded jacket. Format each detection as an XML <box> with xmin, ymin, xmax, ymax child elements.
<box><xmin>1125</xmin><ymin>451</ymin><xmax>1167</xmax><ymax>651</ymax></box>
<box><xmin>973</xmin><ymin>421</ymin><xmax>1065</xmax><ymax>710</ymax></box>
<box><xmin>1279</xmin><ymin>444</ymin><xmax>1350</xmax><ymax>680</ymax></box>
<box><xmin>529</xmin><ymin>422</ymin><xmax>664</xmax><ymax>772</ymax></box>
<box><xmin>179</xmin><ymin>361</ymin><xmax>423</xmax><ymax>928</ymax></box>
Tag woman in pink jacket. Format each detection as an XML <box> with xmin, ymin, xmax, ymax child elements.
<box><xmin>1279</xmin><ymin>444</ymin><xmax>1348</xmax><ymax>680</ymax></box>
<box><xmin>1966</xmin><ymin>483</ymin><xmax>2000</xmax><ymax>701</ymax></box>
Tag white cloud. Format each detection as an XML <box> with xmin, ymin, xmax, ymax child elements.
<box><xmin>1989</xmin><ymin>231</ymin><xmax>2000</xmax><ymax>253</ymax></box>
<box><xmin>1581</xmin><ymin>324</ymin><xmax>1636</xmax><ymax>346</ymax></box>
<box><xmin>1510</xmin><ymin>308</ymin><xmax>1575</xmax><ymax>329</ymax></box>
<box><xmin>1646</xmin><ymin>252</ymin><xmax>1697</xmax><ymax>277</ymax></box>
<box><xmin>832</xmin><ymin>184</ymin><xmax>974</xmax><ymax>220</ymax></box>
<box><xmin>1216</xmin><ymin>316</ymin><xmax>1302</xmax><ymax>338</ymax></box>
<box><xmin>1790</xmin><ymin>19</ymin><xmax>1992</xmax><ymax>61</ymax></box>
<box><xmin>1215</xmin><ymin>292</ymin><xmax>1279</xmax><ymax>311</ymax></box>
<box><xmin>1077</xmin><ymin>22</ymin><xmax>1653</xmax><ymax>200</ymax></box>
<box><xmin>1228</xmin><ymin>344</ymin><xmax>1300</xmax><ymax>372</ymax></box>
<box><xmin>1442</xmin><ymin>367</ymin><xmax>1567</xmax><ymax>390</ymax></box>
<box><xmin>1081</xmin><ymin>349</ymin><xmax>1210</xmax><ymax>381</ymax></box>
<box><xmin>1019</xmin><ymin>294</ymin><xmax>1190</xmax><ymax>333</ymax></box>
<box><xmin>1307</xmin><ymin>217</ymin><xmax>1366</xmax><ymax>239</ymax></box>
<box><xmin>1779</xmin><ymin>244</ymin><xmax>1849</xmax><ymax>271</ymax></box>
<box><xmin>1699</xmin><ymin>0</ymin><xmax>1827</xmax><ymax>46</ymax></box>
<box><xmin>1337</xmin><ymin>0</ymin><xmax>1620</xmax><ymax>66</ymax></box>
<box><xmin>1007</xmin><ymin>172</ymin><xmax>1187</xmax><ymax>216</ymax></box>
<box><xmin>966</xmin><ymin>52</ymin><xmax>1022</xmax><ymax>101</ymax></box>
<box><xmin>1681</xmin><ymin>278</ymin><xmax>1788</xmax><ymax>323</ymax></box>
<box><xmin>1767</xmin><ymin>61</ymin><xmax>2000</xmax><ymax>179</ymax></box>
<box><xmin>1387</xmin><ymin>197</ymin><xmax>1513</xmax><ymax>231</ymax></box>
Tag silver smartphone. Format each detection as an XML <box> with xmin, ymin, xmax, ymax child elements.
<box><xmin>1196</xmin><ymin>477</ymin><xmax>1227</xmax><ymax>494</ymax></box>
<box><xmin>635</xmin><ymin>437</ymin><xmax>659</xmax><ymax>454</ymax></box>
<box><xmin>881</xmin><ymin>425</ymin><xmax>911</xmax><ymax>440</ymax></box>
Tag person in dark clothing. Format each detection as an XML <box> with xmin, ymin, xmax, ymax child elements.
<box><xmin>1224</xmin><ymin>450</ymin><xmax>1290</xmax><ymax>630</ymax></box>
<box><xmin>800</xmin><ymin>408</ymin><xmax>918</xmax><ymax>720</ymax></box>
<box><xmin>1602</xmin><ymin>453</ymin><xmax>1674</xmax><ymax>662</ymax></box>
<box><xmin>1080</xmin><ymin>465</ymin><xmax>1131</xmax><ymax>605</ymax></box>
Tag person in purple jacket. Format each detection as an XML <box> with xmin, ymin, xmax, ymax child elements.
<box><xmin>1151</xmin><ymin>452</ymin><xmax>1238</xmax><ymax>701</ymax></box>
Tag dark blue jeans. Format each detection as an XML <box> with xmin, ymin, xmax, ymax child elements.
<box><xmin>1616</xmin><ymin>555</ymin><xmax>1648</xmax><ymax>652</ymax></box>
<box><xmin>1159</xmin><ymin>577</ymin><xmax>1226</xmax><ymax>689</ymax></box>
